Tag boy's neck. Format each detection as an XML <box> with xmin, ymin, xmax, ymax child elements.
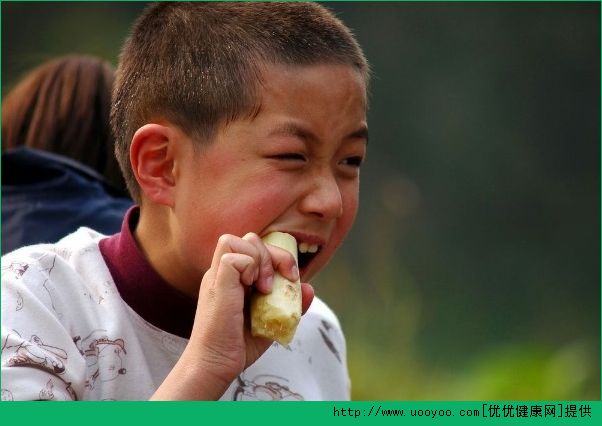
<box><xmin>98</xmin><ymin>206</ymin><xmax>197</xmax><ymax>338</ymax></box>
<box><xmin>135</xmin><ymin>205</ymin><xmax>200</xmax><ymax>299</ymax></box>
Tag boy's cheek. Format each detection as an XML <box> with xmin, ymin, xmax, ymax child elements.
<box><xmin>196</xmin><ymin>187</ymin><xmax>286</xmax><ymax>241</ymax></box>
<box><xmin>341</xmin><ymin>190</ymin><xmax>360</xmax><ymax>228</ymax></box>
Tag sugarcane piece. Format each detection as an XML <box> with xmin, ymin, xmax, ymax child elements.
<box><xmin>250</xmin><ymin>232</ymin><xmax>301</xmax><ymax>345</ymax></box>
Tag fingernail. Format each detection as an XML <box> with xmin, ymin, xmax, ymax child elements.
<box><xmin>265</xmin><ymin>275</ymin><xmax>273</xmax><ymax>291</ymax></box>
<box><xmin>291</xmin><ymin>264</ymin><xmax>299</xmax><ymax>280</ymax></box>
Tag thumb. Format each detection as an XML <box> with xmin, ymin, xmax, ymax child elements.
<box><xmin>300</xmin><ymin>282</ymin><xmax>314</xmax><ymax>315</ymax></box>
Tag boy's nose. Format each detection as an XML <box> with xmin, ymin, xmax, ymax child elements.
<box><xmin>298</xmin><ymin>171</ymin><xmax>343</xmax><ymax>220</ymax></box>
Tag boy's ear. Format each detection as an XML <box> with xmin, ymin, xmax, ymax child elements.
<box><xmin>130</xmin><ymin>124</ymin><xmax>177</xmax><ymax>207</ymax></box>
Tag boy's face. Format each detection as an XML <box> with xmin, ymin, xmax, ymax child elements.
<box><xmin>172</xmin><ymin>63</ymin><xmax>368</xmax><ymax>285</ymax></box>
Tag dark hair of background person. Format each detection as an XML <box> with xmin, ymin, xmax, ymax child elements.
<box><xmin>2</xmin><ymin>55</ymin><xmax>127</xmax><ymax>195</ymax></box>
<box><xmin>1</xmin><ymin>55</ymin><xmax>133</xmax><ymax>255</ymax></box>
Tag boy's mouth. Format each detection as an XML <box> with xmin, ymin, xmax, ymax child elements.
<box><xmin>265</xmin><ymin>230</ymin><xmax>325</xmax><ymax>278</ymax></box>
<box><xmin>297</xmin><ymin>242</ymin><xmax>320</xmax><ymax>273</ymax></box>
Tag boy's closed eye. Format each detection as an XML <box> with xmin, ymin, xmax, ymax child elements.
<box><xmin>271</xmin><ymin>153</ymin><xmax>306</xmax><ymax>161</ymax></box>
<box><xmin>270</xmin><ymin>153</ymin><xmax>364</xmax><ymax>164</ymax></box>
<box><xmin>340</xmin><ymin>156</ymin><xmax>364</xmax><ymax>167</ymax></box>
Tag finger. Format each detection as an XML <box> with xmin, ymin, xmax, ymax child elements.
<box><xmin>208</xmin><ymin>253</ymin><xmax>255</xmax><ymax>315</ymax></box>
<box><xmin>300</xmin><ymin>282</ymin><xmax>314</xmax><ymax>315</ymax></box>
<box><xmin>211</xmin><ymin>234</ymin><xmax>299</xmax><ymax>295</ymax></box>
<box><xmin>263</xmin><ymin>244</ymin><xmax>299</xmax><ymax>285</ymax></box>
<box><xmin>242</xmin><ymin>233</ymin><xmax>274</xmax><ymax>293</ymax></box>
<box><xmin>211</xmin><ymin>234</ymin><xmax>261</xmax><ymax>281</ymax></box>
<box><xmin>243</xmin><ymin>233</ymin><xmax>299</xmax><ymax>294</ymax></box>
<box><xmin>219</xmin><ymin>253</ymin><xmax>256</xmax><ymax>287</ymax></box>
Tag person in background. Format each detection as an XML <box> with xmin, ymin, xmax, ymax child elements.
<box><xmin>1</xmin><ymin>55</ymin><xmax>133</xmax><ymax>254</ymax></box>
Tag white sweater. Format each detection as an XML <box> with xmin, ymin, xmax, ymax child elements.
<box><xmin>1</xmin><ymin>228</ymin><xmax>350</xmax><ymax>401</ymax></box>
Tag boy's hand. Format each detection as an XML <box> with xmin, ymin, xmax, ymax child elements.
<box><xmin>151</xmin><ymin>232</ymin><xmax>314</xmax><ymax>400</ymax></box>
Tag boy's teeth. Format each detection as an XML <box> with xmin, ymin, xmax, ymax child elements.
<box><xmin>298</xmin><ymin>242</ymin><xmax>319</xmax><ymax>254</ymax></box>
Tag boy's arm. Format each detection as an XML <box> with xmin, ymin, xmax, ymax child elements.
<box><xmin>150</xmin><ymin>233</ymin><xmax>313</xmax><ymax>400</ymax></box>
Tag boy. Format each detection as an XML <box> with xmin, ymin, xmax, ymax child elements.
<box><xmin>1</xmin><ymin>2</ymin><xmax>369</xmax><ymax>400</ymax></box>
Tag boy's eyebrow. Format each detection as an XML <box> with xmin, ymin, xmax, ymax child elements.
<box><xmin>269</xmin><ymin>122</ymin><xmax>369</xmax><ymax>145</ymax></box>
<box><xmin>349</xmin><ymin>126</ymin><xmax>369</xmax><ymax>145</ymax></box>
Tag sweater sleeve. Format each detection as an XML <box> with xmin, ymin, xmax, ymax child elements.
<box><xmin>1</xmin><ymin>252</ymin><xmax>86</xmax><ymax>400</ymax></box>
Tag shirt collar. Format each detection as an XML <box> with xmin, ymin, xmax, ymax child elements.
<box><xmin>99</xmin><ymin>206</ymin><xmax>196</xmax><ymax>339</ymax></box>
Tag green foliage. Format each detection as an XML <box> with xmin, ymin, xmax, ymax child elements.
<box><xmin>347</xmin><ymin>338</ymin><xmax>599</xmax><ymax>400</ymax></box>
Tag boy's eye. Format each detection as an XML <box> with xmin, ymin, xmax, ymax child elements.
<box><xmin>271</xmin><ymin>153</ymin><xmax>306</xmax><ymax>161</ymax></box>
<box><xmin>341</xmin><ymin>156</ymin><xmax>364</xmax><ymax>167</ymax></box>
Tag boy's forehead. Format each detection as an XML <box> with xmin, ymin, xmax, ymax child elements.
<box><xmin>257</xmin><ymin>62</ymin><xmax>367</xmax><ymax>92</ymax></box>
<box><xmin>253</xmin><ymin>62</ymin><xmax>368</xmax><ymax>113</ymax></box>
<box><xmin>211</xmin><ymin>62</ymin><xmax>367</xmax><ymax>137</ymax></box>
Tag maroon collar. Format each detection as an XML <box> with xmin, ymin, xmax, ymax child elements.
<box><xmin>99</xmin><ymin>207</ymin><xmax>196</xmax><ymax>339</ymax></box>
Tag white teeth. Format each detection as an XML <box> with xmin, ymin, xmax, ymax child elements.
<box><xmin>298</xmin><ymin>243</ymin><xmax>319</xmax><ymax>254</ymax></box>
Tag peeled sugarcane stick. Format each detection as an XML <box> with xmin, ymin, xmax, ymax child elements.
<box><xmin>250</xmin><ymin>232</ymin><xmax>301</xmax><ymax>345</ymax></box>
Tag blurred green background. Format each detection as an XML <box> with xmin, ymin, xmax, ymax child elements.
<box><xmin>2</xmin><ymin>2</ymin><xmax>599</xmax><ymax>400</ymax></box>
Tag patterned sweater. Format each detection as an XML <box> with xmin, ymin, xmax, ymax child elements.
<box><xmin>1</xmin><ymin>222</ymin><xmax>350</xmax><ymax>401</ymax></box>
